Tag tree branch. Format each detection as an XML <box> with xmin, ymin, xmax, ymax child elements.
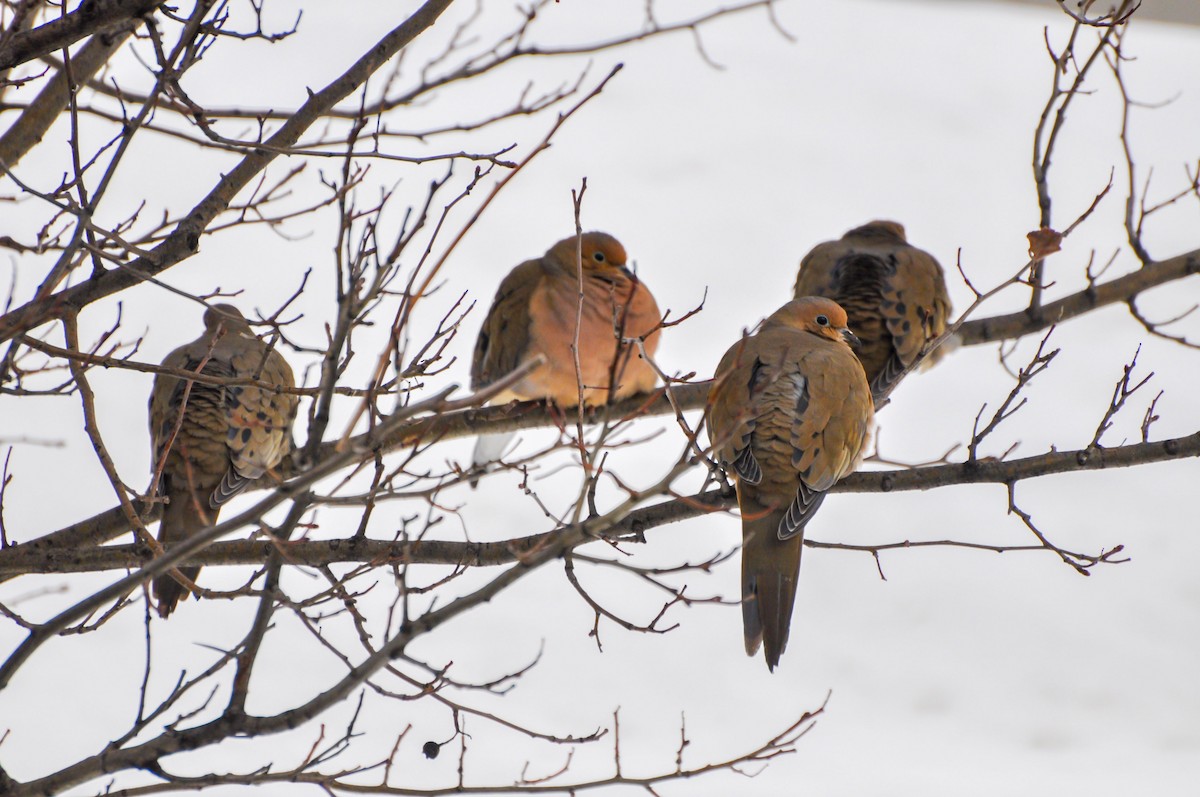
<box><xmin>0</xmin><ymin>21</ymin><xmax>138</xmax><ymax>168</ymax></box>
<box><xmin>0</xmin><ymin>0</ymin><xmax>456</xmax><ymax>344</ymax></box>
<box><xmin>957</xmin><ymin>248</ymin><xmax>1200</xmax><ymax>345</ymax></box>
<box><xmin>0</xmin><ymin>0</ymin><xmax>162</xmax><ymax>71</ymax></box>
<box><xmin>4</xmin><ymin>430</ymin><xmax>1194</xmax><ymax>577</ymax></box>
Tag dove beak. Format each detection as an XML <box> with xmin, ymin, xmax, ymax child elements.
<box><xmin>841</xmin><ymin>327</ymin><xmax>861</xmax><ymax>350</ymax></box>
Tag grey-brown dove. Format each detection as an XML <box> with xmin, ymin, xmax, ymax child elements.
<box><xmin>793</xmin><ymin>220</ymin><xmax>952</xmax><ymax>404</ymax></box>
<box><xmin>708</xmin><ymin>297</ymin><xmax>873</xmax><ymax>670</ymax></box>
<box><xmin>148</xmin><ymin>304</ymin><xmax>297</xmax><ymax>617</ymax></box>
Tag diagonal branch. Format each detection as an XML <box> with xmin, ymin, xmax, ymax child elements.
<box><xmin>0</xmin><ymin>21</ymin><xmax>139</xmax><ymax>168</ymax></box>
<box><xmin>957</xmin><ymin>248</ymin><xmax>1200</xmax><ymax>345</ymax></box>
<box><xmin>0</xmin><ymin>0</ymin><xmax>163</xmax><ymax>71</ymax></box>
<box><xmin>0</xmin><ymin>0</ymin><xmax>456</xmax><ymax>344</ymax></box>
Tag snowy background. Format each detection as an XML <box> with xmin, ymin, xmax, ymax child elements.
<box><xmin>1</xmin><ymin>0</ymin><xmax>1198</xmax><ymax>794</ymax></box>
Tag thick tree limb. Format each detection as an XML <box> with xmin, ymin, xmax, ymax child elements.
<box><xmin>5</xmin><ymin>330</ymin><xmax>1197</xmax><ymax>564</ymax></box>
<box><xmin>3</xmin><ymin>430</ymin><xmax>1193</xmax><ymax>577</ymax></box>
<box><xmin>0</xmin><ymin>23</ymin><xmax>138</xmax><ymax>168</ymax></box>
<box><xmin>0</xmin><ymin>0</ymin><xmax>161</xmax><ymax>71</ymax></box>
<box><xmin>957</xmin><ymin>248</ymin><xmax>1200</xmax><ymax>345</ymax></box>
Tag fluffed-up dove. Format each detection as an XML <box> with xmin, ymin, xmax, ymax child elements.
<box><xmin>793</xmin><ymin>220</ymin><xmax>952</xmax><ymax>404</ymax></box>
<box><xmin>148</xmin><ymin>304</ymin><xmax>297</xmax><ymax>617</ymax></box>
<box><xmin>469</xmin><ymin>231</ymin><xmax>661</xmax><ymax>475</ymax></box>
<box><xmin>707</xmin><ymin>297</ymin><xmax>874</xmax><ymax>670</ymax></box>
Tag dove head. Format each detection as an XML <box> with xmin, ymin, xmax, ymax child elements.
<box><xmin>846</xmin><ymin>219</ymin><xmax>907</xmax><ymax>242</ymax></box>
<box><xmin>548</xmin><ymin>231</ymin><xmax>630</xmax><ymax>277</ymax></box>
<box><xmin>203</xmin><ymin>304</ymin><xmax>254</xmax><ymax>336</ymax></box>
<box><xmin>767</xmin><ymin>297</ymin><xmax>860</xmax><ymax>349</ymax></box>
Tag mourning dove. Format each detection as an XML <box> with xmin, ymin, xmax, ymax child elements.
<box><xmin>148</xmin><ymin>304</ymin><xmax>297</xmax><ymax>617</ymax></box>
<box><xmin>469</xmin><ymin>231</ymin><xmax>661</xmax><ymax>473</ymax></box>
<box><xmin>707</xmin><ymin>297</ymin><xmax>873</xmax><ymax>670</ymax></box>
<box><xmin>793</xmin><ymin>221</ymin><xmax>952</xmax><ymax>405</ymax></box>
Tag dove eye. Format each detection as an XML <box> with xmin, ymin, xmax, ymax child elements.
<box><xmin>815</xmin><ymin>315</ymin><xmax>829</xmax><ymax>326</ymax></box>
<box><xmin>592</xmin><ymin>251</ymin><xmax>606</xmax><ymax>263</ymax></box>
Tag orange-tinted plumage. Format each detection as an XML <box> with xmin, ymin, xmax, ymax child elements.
<box><xmin>470</xmin><ymin>232</ymin><xmax>662</xmax><ymax>474</ymax></box>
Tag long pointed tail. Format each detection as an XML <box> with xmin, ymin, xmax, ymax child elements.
<box><xmin>740</xmin><ymin>505</ymin><xmax>804</xmax><ymax>671</ymax></box>
<box><xmin>152</xmin><ymin>484</ymin><xmax>218</xmax><ymax>618</ymax></box>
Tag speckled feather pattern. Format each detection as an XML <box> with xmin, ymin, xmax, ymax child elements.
<box><xmin>148</xmin><ymin>305</ymin><xmax>297</xmax><ymax>617</ymax></box>
<box><xmin>794</xmin><ymin>221</ymin><xmax>952</xmax><ymax>402</ymax></box>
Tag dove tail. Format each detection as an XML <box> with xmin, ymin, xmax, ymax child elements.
<box><xmin>739</xmin><ymin>501</ymin><xmax>804</xmax><ymax>672</ymax></box>
<box><xmin>152</xmin><ymin>482</ymin><xmax>219</xmax><ymax>618</ymax></box>
<box><xmin>153</xmin><ymin>565</ymin><xmax>201</xmax><ymax>619</ymax></box>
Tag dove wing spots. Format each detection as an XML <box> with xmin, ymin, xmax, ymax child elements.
<box><xmin>708</xmin><ymin>298</ymin><xmax>873</xmax><ymax>670</ymax></box>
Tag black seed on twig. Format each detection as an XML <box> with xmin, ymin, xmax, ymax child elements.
<box><xmin>422</xmin><ymin>741</ymin><xmax>440</xmax><ymax>759</ymax></box>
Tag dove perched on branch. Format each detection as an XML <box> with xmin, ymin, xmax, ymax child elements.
<box><xmin>148</xmin><ymin>304</ymin><xmax>297</xmax><ymax>617</ymax></box>
<box><xmin>708</xmin><ymin>298</ymin><xmax>873</xmax><ymax>670</ymax></box>
<box><xmin>469</xmin><ymin>231</ymin><xmax>662</xmax><ymax>475</ymax></box>
<box><xmin>794</xmin><ymin>220</ymin><xmax>952</xmax><ymax>405</ymax></box>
